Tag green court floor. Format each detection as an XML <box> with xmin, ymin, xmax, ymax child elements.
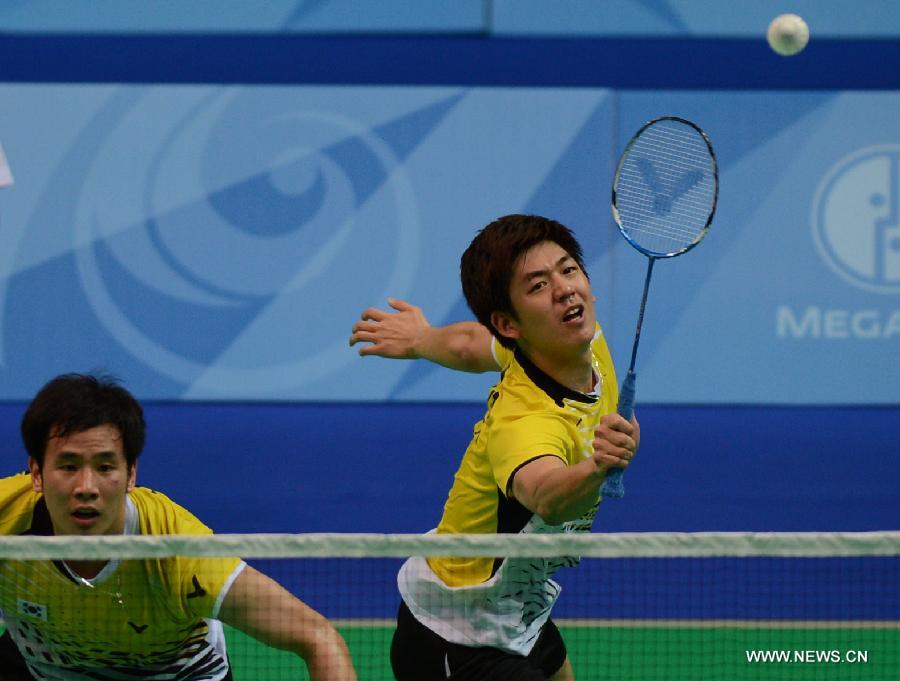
<box><xmin>227</xmin><ymin>622</ymin><xmax>900</xmax><ymax>680</ymax></box>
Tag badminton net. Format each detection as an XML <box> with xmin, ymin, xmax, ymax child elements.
<box><xmin>0</xmin><ymin>531</ymin><xmax>897</xmax><ymax>680</ymax></box>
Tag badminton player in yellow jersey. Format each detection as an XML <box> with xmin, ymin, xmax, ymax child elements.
<box><xmin>0</xmin><ymin>373</ymin><xmax>357</xmax><ymax>681</ymax></box>
<box><xmin>350</xmin><ymin>215</ymin><xmax>640</xmax><ymax>681</ymax></box>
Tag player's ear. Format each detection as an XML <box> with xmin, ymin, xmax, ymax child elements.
<box><xmin>29</xmin><ymin>457</ymin><xmax>43</xmax><ymax>493</ymax></box>
<box><xmin>490</xmin><ymin>311</ymin><xmax>520</xmax><ymax>342</ymax></box>
<box><xmin>126</xmin><ymin>462</ymin><xmax>137</xmax><ymax>492</ymax></box>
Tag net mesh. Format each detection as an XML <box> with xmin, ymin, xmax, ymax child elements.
<box><xmin>1</xmin><ymin>532</ymin><xmax>897</xmax><ymax>680</ymax></box>
<box><xmin>613</xmin><ymin>117</ymin><xmax>717</xmax><ymax>257</ymax></box>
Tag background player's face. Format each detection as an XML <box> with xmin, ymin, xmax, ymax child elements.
<box><xmin>498</xmin><ymin>240</ymin><xmax>597</xmax><ymax>359</ymax></box>
<box><xmin>30</xmin><ymin>423</ymin><xmax>136</xmax><ymax>536</ymax></box>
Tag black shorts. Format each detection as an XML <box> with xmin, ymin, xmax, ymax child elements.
<box><xmin>0</xmin><ymin>632</ymin><xmax>33</xmax><ymax>681</ymax></box>
<box><xmin>391</xmin><ymin>600</ymin><xmax>567</xmax><ymax>681</ymax></box>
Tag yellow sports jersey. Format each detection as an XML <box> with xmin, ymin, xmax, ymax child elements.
<box><xmin>397</xmin><ymin>325</ymin><xmax>618</xmax><ymax>655</ymax></box>
<box><xmin>432</xmin><ymin>325</ymin><xmax>618</xmax><ymax>585</ymax></box>
<box><xmin>0</xmin><ymin>473</ymin><xmax>245</xmax><ymax>681</ymax></box>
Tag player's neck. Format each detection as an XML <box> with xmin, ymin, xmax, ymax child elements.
<box><xmin>521</xmin><ymin>345</ymin><xmax>594</xmax><ymax>394</ymax></box>
<box><xmin>65</xmin><ymin>559</ymin><xmax>109</xmax><ymax>580</ymax></box>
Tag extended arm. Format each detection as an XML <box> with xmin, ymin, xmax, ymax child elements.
<box><xmin>349</xmin><ymin>298</ymin><xmax>498</xmax><ymax>373</ymax></box>
<box><xmin>218</xmin><ymin>566</ymin><xmax>358</xmax><ymax>681</ymax></box>
<box><xmin>511</xmin><ymin>414</ymin><xmax>640</xmax><ymax>524</ymax></box>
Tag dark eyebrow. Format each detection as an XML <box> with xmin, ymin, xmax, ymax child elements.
<box><xmin>523</xmin><ymin>255</ymin><xmax>574</xmax><ymax>282</ymax></box>
<box><xmin>55</xmin><ymin>451</ymin><xmax>118</xmax><ymax>461</ymax></box>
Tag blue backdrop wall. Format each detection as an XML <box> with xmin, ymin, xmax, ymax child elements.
<box><xmin>0</xmin><ymin>2</ymin><xmax>898</xmax><ymax>533</ymax></box>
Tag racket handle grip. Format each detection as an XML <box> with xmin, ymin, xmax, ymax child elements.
<box><xmin>600</xmin><ymin>370</ymin><xmax>636</xmax><ymax>500</ymax></box>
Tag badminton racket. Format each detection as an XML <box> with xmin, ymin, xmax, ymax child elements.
<box><xmin>601</xmin><ymin>116</ymin><xmax>719</xmax><ymax>499</ymax></box>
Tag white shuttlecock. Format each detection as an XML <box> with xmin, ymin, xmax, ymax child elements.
<box><xmin>767</xmin><ymin>13</ymin><xmax>810</xmax><ymax>57</ymax></box>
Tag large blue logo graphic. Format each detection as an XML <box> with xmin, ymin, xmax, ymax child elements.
<box><xmin>812</xmin><ymin>145</ymin><xmax>900</xmax><ymax>294</ymax></box>
<box><xmin>62</xmin><ymin>88</ymin><xmax>458</xmax><ymax>396</ymax></box>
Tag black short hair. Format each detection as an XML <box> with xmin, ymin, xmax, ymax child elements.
<box><xmin>460</xmin><ymin>214</ymin><xmax>587</xmax><ymax>348</ymax></box>
<box><xmin>21</xmin><ymin>373</ymin><xmax>146</xmax><ymax>469</ymax></box>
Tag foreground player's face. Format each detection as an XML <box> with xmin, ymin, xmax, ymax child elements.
<box><xmin>30</xmin><ymin>424</ymin><xmax>136</xmax><ymax>536</ymax></box>
<box><xmin>496</xmin><ymin>240</ymin><xmax>597</xmax><ymax>358</ymax></box>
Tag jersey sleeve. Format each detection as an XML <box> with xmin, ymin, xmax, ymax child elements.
<box><xmin>174</xmin><ymin>554</ymin><xmax>246</xmax><ymax>620</ymax></box>
<box><xmin>131</xmin><ymin>488</ymin><xmax>246</xmax><ymax>620</ymax></box>
<box><xmin>0</xmin><ymin>473</ymin><xmax>40</xmax><ymax>535</ymax></box>
<box><xmin>167</xmin><ymin>511</ymin><xmax>244</xmax><ymax>621</ymax></box>
<box><xmin>487</xmin><ymin>414</ymin><xmax>571</xmax><ymax>496</ymax></box>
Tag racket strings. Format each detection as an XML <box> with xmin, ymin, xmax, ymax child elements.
<box><xmin>614</xmin><ymin>121</ymin><xmax>717</xmax><ymax>257</ymax></box>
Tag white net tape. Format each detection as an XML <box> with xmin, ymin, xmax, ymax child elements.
<box><xmin>1</xmin><ymin>531</ymin><xmax>897</xmax><ymax>560</ymax></box>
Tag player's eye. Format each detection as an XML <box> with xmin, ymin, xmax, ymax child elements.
<box><xmin>529</xmin><ymin>281</ymin><xmax>547</xmax><ymax>293</ymax></box>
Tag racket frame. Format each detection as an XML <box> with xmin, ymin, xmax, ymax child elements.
<box><xmin>612</xmin><ymin>115</ymin><xmax>719</xmax><ymax>259</ymax></box>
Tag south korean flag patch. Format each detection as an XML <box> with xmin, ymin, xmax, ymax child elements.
<box><xmin>17</xmin><ymin>599</ymin><xmax>47</xmax><ymax>621</ymax></box>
